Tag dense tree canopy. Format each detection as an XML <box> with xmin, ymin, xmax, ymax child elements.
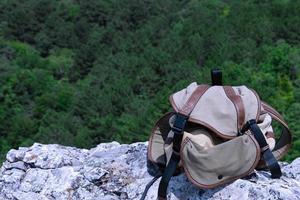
<box><xmin>0</xmin><ymin>0</ymin><xmax>299</xmax><ymax>162</ymax></box>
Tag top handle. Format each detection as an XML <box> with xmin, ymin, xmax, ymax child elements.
<box><xmin>211</xmin><ymin>69</ymin><xmax>222</xmax><ymax>86</ymax></box>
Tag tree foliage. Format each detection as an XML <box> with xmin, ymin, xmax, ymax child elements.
<box><xmin>0</xmin><ymin>0</ymin><xmax>299</xmax><ymax>162</ymax></box>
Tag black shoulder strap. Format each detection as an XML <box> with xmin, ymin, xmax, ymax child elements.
<box><xmin>140</xmin><ymin>173</ymin><xmax>162</xmax><ymax>200</ymax></box>
<box><xmin>242</xmin><ymin>119</ymin><xmax>282</xmax><ymax>178</ymax></box>
<box><xmin>157</xmin><ymin>113</ymin><xmax>188</xmax><ymax>200</ymax></box>
<box><xmin>157</xmin><ymin>85</ymin><xmax>209</xmax><ymax>199</ymax></box>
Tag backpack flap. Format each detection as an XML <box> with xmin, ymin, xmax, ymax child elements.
<box><xmin>180</xmin><ymin>129</ymin><xmax>261</xmax><ymax>188</ymax></box>
<box><xmin>170</xmin><ymin>83</ymin><xmax>261</xmax><ymax>139</ymax></box>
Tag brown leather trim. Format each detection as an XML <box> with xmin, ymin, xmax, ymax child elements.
<box><xmin>223</xmin><ymin>86</ymin><xmax>245</xmax><ymax>130</ymax></box>
<box><xmin>180</xmin><ymin>135</ymin><xmax>261</xmax><ymax>189</ymax></box>
<box><xmin>266</xmin><ymin>112</ymin><xmax>292</xmax><ymax>160</ymax></box>
<box><xmin>260</xmin><ymin>101</ymin><xmax>292</xmax><ymax>161</ymax></box>
<box><xmin>268</xmin><ymin>113</ymin><xmax>289</xmax><ymax>130</ymax></box>
<box><xmin>250</xmin><ymin>89</ymin><xmax>261</xmax><ymax>121</ymax></box>
<box><xmin>257</xmin><ymin>143</ymin><xmax>292</xmax><ymax>169</ymax></box>
<box><xmin>169</xmin><ymin>85</ymin><xmax>210</xmax><ymax>116</ymax></box>
<box><xmin>273</xmin><ymin>143</ymin><xmax>292</xmax><ymax>161</ymax></box>
<box><xmin>260</xmin><ymin>110</ymin><xmax>268</xmax><ymax>115</ymax></box>
<box><xmin>147</xmin><ymin>112</ymin><xmax>174</xmax><ymax>164</ymax></box>
<box><xmin>179</xmin><ymin>85</ymin><xmax>210</xmax><ymax>116</ymax></box>
<box><xmin>188</xmin><ymin>117</ymin><xmax>236</xmax><ymax>139</ymax></box>
<box><xmin>261</xmin><ymin>101</ymin><xmax>286</xmax><ymax>125</ymax></box>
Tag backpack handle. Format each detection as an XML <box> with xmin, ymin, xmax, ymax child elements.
<box><xmin>211</xmin><ymin>68</ymin><xmax>222</xmax><ymax>85</ymax></box>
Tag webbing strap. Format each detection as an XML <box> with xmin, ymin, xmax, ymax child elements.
<box><xmin>157</xmin><ymin>114</ymin><xmax>187</xmax><ymax>199</ymax></box>
<box><xmin>243</xmin><ymin>119</ymin><xmax>282</xmax><ymax>178</ymax></box>
<box><xmin>140</xmin><ymin>173</ymin><xmax>162</xmax><ymax>200</ymax></box>
<box><xmin>157</xmin><ymin>85</ymin><xmax>208</xmax><ymax>199</ymax></box>
<box><xmin>157</xmin><ymin>153</ymin><xmax>180</xmax><ymax>200</ymax></box>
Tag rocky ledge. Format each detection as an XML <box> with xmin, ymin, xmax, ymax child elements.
<box><xmin>0</xmin><ymin>142</ymin><xmax>299</xmax><ymax>200</ymax></box>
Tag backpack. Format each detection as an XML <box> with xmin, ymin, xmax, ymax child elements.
<box><xmin>141</xmin><ymin>69</ymin><xmax>292</xmax><ymax>200</ymax></box>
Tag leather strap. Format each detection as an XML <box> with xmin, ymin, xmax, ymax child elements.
<box><xmin>261</xmin><ymin>101</ymin><xmax>292</xmax><ymax>161</ymax></box>
<box><xmin>262</xmin><ymin>101</ymin><xmax>285</xmax><ymax>122</ymax></box>
<box><xmin>223</xmin><ymin>86</ymin><xmax>245</xmax><ymax>130</ymax></box>
<box><xmin>179</xmin><ymin>85</ymin><xmax>210</xmax><ymax>116</ymax></box>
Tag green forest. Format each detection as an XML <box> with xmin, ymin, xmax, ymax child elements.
<box><xmin>0</xmin><ymin>0</ymin><xmax>299</xmax><ymax>162</ymax></box>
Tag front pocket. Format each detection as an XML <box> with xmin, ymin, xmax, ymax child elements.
<box><xmin>180</xmin><ymin>134</ymin><xmax>260</xmax><ymax>188</ymax></box>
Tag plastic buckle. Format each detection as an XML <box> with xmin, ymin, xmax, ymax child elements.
<box><xmin>237</xmin><ymin>130</ymin><xmax>243</xmax><ymax>136</ymax></box>
<box><xmin>261</xmin><ymin>145</ymin><xmax>270</xmax><ymax>153</ymax></box>
<box><xmin>171</xmin><ymin>113</ymin><xmax>188</xmax><ymax>134</ymax></box>
<box><xmin>241</xmin><ymin>119</ymin><xmax>256</xmax><ymax>133</ymax></box>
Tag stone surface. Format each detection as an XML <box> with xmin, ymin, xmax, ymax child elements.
<box><xmin>0</xmin><ymin>142</ymin><xmax>299</xmax><ymax>200</ymax></box>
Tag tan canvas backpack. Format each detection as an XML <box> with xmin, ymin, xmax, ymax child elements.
<box><xmin>141</xmin><ymin>70</ymin><xmax>292</xmax><ymax>200</ymax></box>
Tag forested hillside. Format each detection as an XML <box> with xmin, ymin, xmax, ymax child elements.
<box><xmin>0</xmin><ymin>0</ymin><xmax>299</xmax><ymax>162</ymax></box>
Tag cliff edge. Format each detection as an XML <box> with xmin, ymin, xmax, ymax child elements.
<box><xmin>0</xmin><ymin>142</ymin><xmax>299</xmax><ymax>200</ymax></box>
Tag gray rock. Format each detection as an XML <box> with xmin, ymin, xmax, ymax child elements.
<box><xmin>0</xmin><ymin>142</ymin><xmax>299</xmax><ymax>200</ymax></box>
<box><xmin>6</xmin><ymin>148</ymin><xmax>26</xmax><ymax>163</ymax></box>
